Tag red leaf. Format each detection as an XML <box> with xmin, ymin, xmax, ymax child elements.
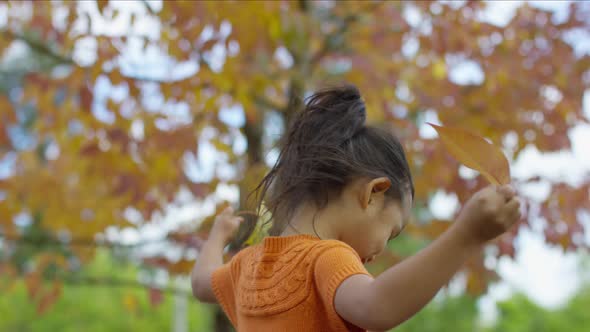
<box><xmin>188</xmin><ymin>182</ymin><xmax>209</xmax><ymax>198</ymax></box>
<box><xmin>80</xmin><ymin>84</ymin><xmax>93</xmax><ymax>111</ymax></box>
<box><xmin>80</xmin><ymin>142</ymin><xmax>100</xmax><ymax>156</ymax></box>
<box><xmin>112</xmin><ymin>174</ymin><xmax>138</xmax><ymax>196</ymax></box>
<box><xmin>149</xmin><ymin>287</ymin><xmax>164</xmax><ymax>307</ymax></box>
<box><xmin>107</xmin><ymin>128</ymin><xmax>129</xmax><ymax>152</ymax></box>
<box><xmin>0</xmin><ymin>125</ymin><xmax>8</xmax><ymax>147</ymax></box>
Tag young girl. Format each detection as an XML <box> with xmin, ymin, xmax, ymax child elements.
<box><xmin>191</xmin><ymin>85</ymin><xmax>521</xmax><ymax>332</ymax></box>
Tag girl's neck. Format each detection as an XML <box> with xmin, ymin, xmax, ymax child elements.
<box><xmin>279</xmin><ymin>203</ymin><xmax>340</xmax><ymax>240</ymax></box>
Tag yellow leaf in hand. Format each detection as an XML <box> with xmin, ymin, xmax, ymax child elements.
<box><xmin>429</xmin><ymin>124</ymin><xmax>511</xmax><ymax>185</ymax></box>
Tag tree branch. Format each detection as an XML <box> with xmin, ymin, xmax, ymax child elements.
<box><xmin>58</xmin><ymin>275</ymin><xmax>191</xmax><ymax>297</ymax></box>
<box><xmin>253</xmin><ymin>94</ymin><xmax>286</xmax><ymax>112</ymax></box>
<box><xmin>0</xmin><ymin>232</ymin><xmax>170</xmax><ymax>249</ymax></box>
<box><xmin>2</xmin><ymin>29</ymin><xmax>74</xmax><ymax>65</ymax></box>
<box><xmin>140</xmin><ymin>0</ymin><xmax>157</xmax><ymax>16</ymax></box>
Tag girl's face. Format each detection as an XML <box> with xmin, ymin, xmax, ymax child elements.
<box><xmin>338</xmin><ymin>178</ymin><xmax>412</xmax><ymax>262</ymax></box>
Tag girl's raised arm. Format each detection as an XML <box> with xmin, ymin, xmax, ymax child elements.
<box><xmin>334</xmin><ymin>185</ymin><xmax>520</xmax><ymax>331</ymax></box>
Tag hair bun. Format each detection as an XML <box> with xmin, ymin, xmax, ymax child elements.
<box><xmin>305</xmin><ymin>84</ymin><xmax>363</xmax><ymax>113</ymax></box>
<box><xmin>286</xmin><ymin>84</ymin><xmax>367</xmax><ymax>149</ymax></box>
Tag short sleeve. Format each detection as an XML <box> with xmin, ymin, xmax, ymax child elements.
<box><xmin>314</xmin><ymin>244</ymin><xmax>371</xmax><ymax>327</ymax></box>
<box><xmin>211</xmin><ymin>262</ymin><xmax>238</xmax><ymax>327</ymax></box>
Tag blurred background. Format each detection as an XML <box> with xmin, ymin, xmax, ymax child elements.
<box><xmin>0</xmin><ymin>0</ymin><xmax>589</xmax><ymax>331</ymax></box>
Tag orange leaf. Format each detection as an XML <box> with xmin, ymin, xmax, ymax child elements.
<box><xmin>97</xmin><ymin>0</ymin><xmax>109</xmax><ymax>13</ymax></box>
<box><xmin>24</xmin><ymin>273</ymin><xmax>42</xmax><ymax>300</ymax></box>
<box><xmin>429</xmin><ymin>124</ymin><xmax>511</xmax><ymax>185</ymax></box>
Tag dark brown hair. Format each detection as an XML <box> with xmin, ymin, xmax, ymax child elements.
<box><xmin>253</xmin><ymin>84</ymin><xmax>414</xmax><ymax>236</ymax></box>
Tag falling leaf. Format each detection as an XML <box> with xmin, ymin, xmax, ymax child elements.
<box><xmin>429</xmin><ymin>124</ymin><xmax>511</xmax><ymax>185</ymax></box>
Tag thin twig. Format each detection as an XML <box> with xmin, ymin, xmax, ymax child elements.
<box><xmin>0</xmin><ymin>233</ymin><xmax>171</xmax><ymax>249</ymax></box>
<box><xmin>2</xmin><ymin>29</ymin><xmax>74</xmax><ymax>65</ymax></box>
<box><xmin>58</xmin><ymin>275</ymin><xmax>192</xmax><ymax>297</ymax></box>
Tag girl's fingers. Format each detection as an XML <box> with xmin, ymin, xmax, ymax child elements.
<box><xmin>221</xmin><ymin>206</ymin><xmax>234</xmax><ymax>216</ymax></box>
<box><xmin>505</xmin><ymin>197</ymin><xmax>520</xmax><ymax>213</ymax></box>
<box><xmin>498</xmin><ymin>185</ymin><xmax>516</xmax><ymax>201</ymax></box>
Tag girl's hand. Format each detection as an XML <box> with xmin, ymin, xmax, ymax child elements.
<box><xmin>455</xmin><ymin>185</ymin><xmax>521</xmax><ymax>245</ymax></box>
<box><xmin>209</xmin><ymin>206</ymin><xmax>244</xmax><ymax>245</ymax></box>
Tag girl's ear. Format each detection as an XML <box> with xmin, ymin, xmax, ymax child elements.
<box><xmin>359</xmin><ymin>177</ymin><xmax>391</xmax><ymax>209</ymax></box>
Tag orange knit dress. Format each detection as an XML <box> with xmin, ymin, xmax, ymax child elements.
<box><xmin>211</xmin><ymin>234</ymin><xmax>370</xmax><ymax>332</ymax></box>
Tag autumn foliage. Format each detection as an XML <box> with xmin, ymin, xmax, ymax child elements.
<box><xmin>0</xmin><ymin>0</ymin><xmax>589</xmax><ymax>314</ymax></box>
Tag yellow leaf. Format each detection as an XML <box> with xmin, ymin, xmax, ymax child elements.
<box><xmin>211</xmin><ymin>138</ymin><xmax>233</xmax><ymax>155</ymax></box>
<box><xmin>268</xmin><ymin>16</ymin><xmax>281</xmax><ymax>41</ymax></box>
<box><xmin>123</xmin><ymin>293</ymin><xmax>138</xmax><ymax>313</ymax></box>
<box><xmin>465</xmin><ymin>271</ymin><xmax>487</xmax><ymax>295</ymax></box>
<box><xmin>432</xmin><ymin>59</ymin><xmax>447</xmax><ymax>80</ymax></box>
<box><xmin>429</xmin><ymin>124</ymin><xmax>511</xmax><ymax>185</ymax></box>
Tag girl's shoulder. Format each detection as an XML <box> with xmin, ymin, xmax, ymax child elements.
<box><xmin>229</xmin><ymin>236</ymin><xmax>360</xmax><ymax>270</ymax></box>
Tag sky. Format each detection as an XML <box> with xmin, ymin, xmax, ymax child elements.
<box><xmin>1</xmin><ymin>0</ymin><xmax>590</xmax><ymax>323</ymax></box>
